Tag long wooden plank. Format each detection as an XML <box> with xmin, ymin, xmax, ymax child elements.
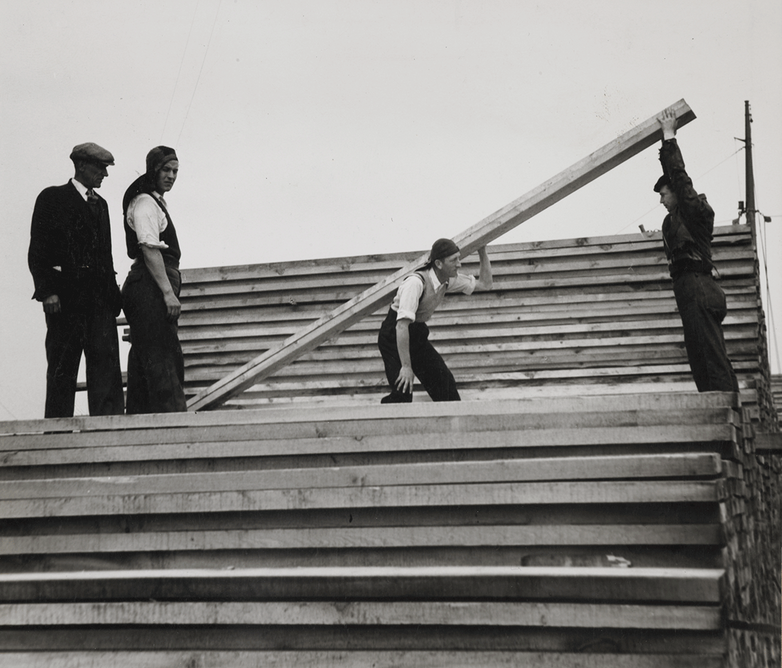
<box><xmin>0</xmin><ymin>651</ymin><xmax>726</xmax><ymax>668</ymax></box>
<box><xmin>0</xmin><ymin>600</ymin><xmax>721</xmax><ymax>628</ymax></box>
<box><xmin>0</xmin><ymin>480</ymin><xmax>721</xmax><ymax>518</ymax></box>
<box><xmin>0</xmin><ymin>500</ymin><xmax>717</xmax><ymax>530</ymax></box>
<box><xmin>0</xmin><ymin>525</ymin><xmax>722</xmax><ymax>555</ymax></box>
<box><xmin>186</xmin><ymin>100</ymin><xmax>697</xmax><ymax>410</ymax></box>
<box><xmin>0</xmin><ymin>454</ymin><xmax>720</xmax><ymax>500</ymax></box>
<box><xmin>0</xmin><ymin>565</ymin><xmax>724</xmax><ymax>604</ymax></box>
<box><xmin>0</xmin><ymin>626</ymin><xmax>727</xmax><ymax>653</ymax></box>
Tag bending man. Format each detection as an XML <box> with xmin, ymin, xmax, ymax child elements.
<box><xmin>377</xmin><ymin>238</ymin><xmax>492</xmax><ymax>403</ymax></box>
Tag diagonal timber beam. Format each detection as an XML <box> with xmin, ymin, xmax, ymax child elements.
<box><xmin>187</xmin><ymin>99</ymin><xmax>696</xmax><ymax>411</ymax></box>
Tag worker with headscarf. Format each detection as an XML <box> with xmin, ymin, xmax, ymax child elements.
<box><xmin>121</xmin><ymin>146</ymin><xmax>186</xmax><ymax>413</ymax></box>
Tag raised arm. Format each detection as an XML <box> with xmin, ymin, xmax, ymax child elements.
<box><xmin>657</xmin><ymin>109</ymin><xmax>713</xmax><ymax>224</ymax></box>
<box><xmin>474</xmin><ymin>246</ymin><xmax>493</xmax><ymax>291</ymax></box>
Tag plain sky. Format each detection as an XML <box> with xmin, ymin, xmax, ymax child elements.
<box><xmin>1</xmin><ymin>0</ymin><xmax>780</xmax><ymax>420</ymax></box>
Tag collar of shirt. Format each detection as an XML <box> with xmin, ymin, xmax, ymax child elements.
<box><xmin>427</xmin><ymin>267</ymin><xmax>448</xmax><ymax>291</ymax></box>
<box><xmin>70</xmin><ymin>178</ymin><xmax>91</xmax><ymax>201</ymax></box>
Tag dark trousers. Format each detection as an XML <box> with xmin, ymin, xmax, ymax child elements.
<box><xmin>672</xmin><ymin>271</ymin><xmax>739</xmax><ymax>393</ymax></box>
<box><xmin>44</xmin><ymin>306</ymin><xmax>124</xmax><ymax>418</ymax></box>
<box><xmin>377</xmin><ymin>308</ymin><xmax>460</xmax><ymax>403</ymax></box>
<box><xmin>122</xmin><ymin>263</ymin><xmax>186</xmax><ymax>414</ymax></box>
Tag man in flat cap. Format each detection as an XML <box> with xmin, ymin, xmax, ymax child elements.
<box><xmin>377</xmin><ymin>239</ymin><xmax>493</xmax><ymax>403</ymax></box>
<box><xmin>654</xmin><ymin>109</ymin><xmax>738</xmax><ymax>393</ymax></box>
<box><xmin>28</xmin><ymin>142</ymin><xmax>125</xmax><ymax>417</ymax></box>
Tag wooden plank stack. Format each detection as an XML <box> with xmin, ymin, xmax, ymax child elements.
<box><xmin>180</xmin><ymin>100</ymin><xmax>698</xmax><ymax>411</ymax></box>
<box><xmin>0</xmin><ymin>391</ymin><xmax>747</xmax><ymax>666</ymax></box>
<box><xmin>771</xmin><ymin>375</ymin><xmax>782</xmax><ymax>423</ymax></box>
<box><xmin>720</xmin><ymin>405</ymin><xmax>782</xmax><ymax>667</ymax></box>
<box><xmin>175</xmin><ymin>225</ymin><xmax>770</xmax><ymax>421</ymax></box>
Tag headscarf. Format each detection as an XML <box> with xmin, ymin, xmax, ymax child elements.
<box><xmin>122</xmin><ymin>145</ymin><xmax>178</xmax><ymax>217</ymax></box>
<box><xmin>426</xmin><ymin>238</ymin><xmax>460</xmax><ymax>267</ymax></box>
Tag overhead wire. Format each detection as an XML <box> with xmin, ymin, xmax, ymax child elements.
<box><xmin>736</xmin><ymin>115</ymin><xmax>781</xmax><ymax>375</ymax></box>
<box><xmin>613</xmin><ymin>145</ymin><xmax>744</xmax><ymax>235</ymax></box>
<box><xmin>160</xmin><ymin>0</ymin><xmax>201</xmax><ymax>143</ymax></box>
<box><xmin>752</xmin><ymin>187</ymin><xmax>780</xmax><ymax>374</ymax></box>
<box><xmin>176</xmin><ymin>0</ymin><xmax>223</xmax><ymax>147</ymax></box>
<box><xmin>0</xmin><ymin>397</ymin><xmax>17</xmax><ymax>420</ymax></box>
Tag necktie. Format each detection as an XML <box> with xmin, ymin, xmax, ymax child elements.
<box><xmin>86</xmin><ymin>189</ymin><xmax>98</xmax><ymax>202</ymax></box>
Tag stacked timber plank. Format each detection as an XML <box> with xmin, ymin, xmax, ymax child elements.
<box><xmin>771</xmin><ymin>375</ymin><xmax>782</xmax><ymax>423</ymax></box>
<box><xmin>0</xmin><ymin>391</ymin><xmax>744</xmax><ymax>666</ymax></box>
<box><xmin>175</xmin><ymin>225</ymin><xmax>767</xmax><ymax>418</ymax></box>
<box><xmin>720</xmin><ymin>403</ymin><xmax>782</xmax><ymax>666</ymax></box>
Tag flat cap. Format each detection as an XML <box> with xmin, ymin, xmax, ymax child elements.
<box><xmin>70</xmin><ymin>142</ymin><xmax>115</xmax><ymax>165</ymax></box>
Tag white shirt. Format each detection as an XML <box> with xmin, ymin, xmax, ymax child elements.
<box><xmin>393</xmin><ymin>267</ymin><xmax>476</xmax><ymax>321</ymax></box>
<box><xmin>126</xmin><ymin>192</ymin><xmax>169</xmax><ymax>249</ymax></box>
<box><xmin>70</xmin><ymin>178</ymin><xmax>92</xmax><ymax>201</ymax></box>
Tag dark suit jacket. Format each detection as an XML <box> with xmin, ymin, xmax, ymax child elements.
<box><xmin>28</xmin><ymin>181</ymin><xmax>122</xmax><ymax>314</ymax></box>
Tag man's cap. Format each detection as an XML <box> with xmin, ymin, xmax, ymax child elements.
<box><xmin>146</xmin><ymin>146</ymin><xmax>178</xmax><ymax>175</ymax></box>
<box><xmin>653</xmin><ymin>174</ymin><xmax>670</xmax><ymax>193</ymax></box>
<box><xmin>70</xmin><ymin>142</ymin><xmax>115</xmax><ymax>165</ymax></box>
<box><xmin>428</xmin><ymin>238</ymin><xmax>460</xmax><ymax>264</ymax></box>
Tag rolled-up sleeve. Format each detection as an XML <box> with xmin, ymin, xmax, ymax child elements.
<box><xmin>127</xmin><ymin>195</ymin><xmax>169</xmax><ymax>249</ymax></box>
<box><xmin>447</xmin><ymin>273</ymin><xmax>476</xmax><ymax>295</ymax></box>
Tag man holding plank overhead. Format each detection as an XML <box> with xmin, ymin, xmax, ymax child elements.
<box><xmin>377</xmin><ymin>239</ymin><xmax>493</xmax><ymax>403</ymax></box>
<box><xmin>654</xmin><ymin>108</ymin><xmax>738</xmax><ymax>393</ymax></box>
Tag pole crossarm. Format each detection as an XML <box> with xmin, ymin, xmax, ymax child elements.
<box><xmin>187</xmin><ymin>99</ymin><xmax>696</xmax><ymax>411</ymax></box>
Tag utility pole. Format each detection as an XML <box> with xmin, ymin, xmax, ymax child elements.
<box><xmin>744</xmin><ymin>100</ymin><xmax>757</xmax><ymax>248</ymax></box>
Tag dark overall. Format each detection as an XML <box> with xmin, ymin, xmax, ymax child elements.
<box><xmin>121</xmin><ymin>197</ymin><xmax>186</xmax><ymax>413</ymax></box>
<box><xmin>660</xmin><ymin>138</ymin><xmax>738</xmax><ymax>393</ymax></box>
